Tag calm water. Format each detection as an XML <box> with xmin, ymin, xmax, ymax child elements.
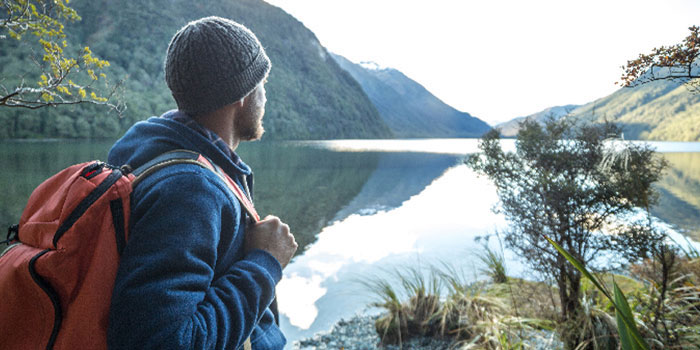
<box><xmin>1</xmin><ymin>139</ymin><xmax>699</xmax><ymax>347</ymax></box>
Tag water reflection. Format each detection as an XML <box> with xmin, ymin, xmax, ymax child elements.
<box><xmin>330</xmin><ymin>152</ymin><xmax>461</xmax><ymax>222</ymax></box>
<box><xmin>2</xmin><ymin>139</ymin><xmax>700</xmax><ymax>349</ymax></box>
<box><xmin>0</xmin><ymin>140</ymin><xmax>114</xmax><ymax>229</ymax></box>
<box><xmin>237</xmin><ymin>142</ymin><xmax>379</xmax><ymax>251</ymax></box>
<box><xmin>277</xmin><ymin>165</ymin><xmax>509</xmax><ymax>344</ymax></box>
<box><xmin>652</xmin><ymin>152</ymin><xmax>700</xmax><ymax>240</ymax></box>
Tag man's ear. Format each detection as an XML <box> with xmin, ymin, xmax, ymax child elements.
<box><xmin>233</xmin><ymin>96</ymin><xmax>245</xmax><ymax>108</ymax></box>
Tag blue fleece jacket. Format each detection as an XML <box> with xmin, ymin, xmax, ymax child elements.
<box><xmin>107</xmin><ymin>116</ymin><xmax>285</xmax><ymax>349</ymax></box>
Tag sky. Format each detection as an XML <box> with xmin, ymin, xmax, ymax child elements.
<box><xmin>264</xmin><ymin>0</ymin><xmax>700</xmax><ymax>125</ymax></box>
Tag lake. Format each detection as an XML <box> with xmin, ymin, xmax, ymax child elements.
<box><xmin>1</xmin><ymin>138</ymin><xmax>699</xmax><ymax>348</ymax></box>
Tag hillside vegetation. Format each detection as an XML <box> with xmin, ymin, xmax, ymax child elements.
<box><xmin>497</xmin><ymin>79</ymin><xmax>700</xmax><ymax>141</ymax></box>
<box><xmin>332</xmin><ymin>53</ymin><xmax>490</xmax><ymax>138</ymax></box>
<box><xmin>0</xmin><ymin>0</ymin><xmax>392</xmax><ymax>140</ymax></box>
<box><xmin>570</xmin><ymin>80</ymin><xmax>700</xmax><ymax>141</ymax></box>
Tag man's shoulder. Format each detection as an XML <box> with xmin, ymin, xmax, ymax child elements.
<box><xmin>132</xmin><ymin>161</ymin><xmax>234</xmax><ymax>202</ymax></box>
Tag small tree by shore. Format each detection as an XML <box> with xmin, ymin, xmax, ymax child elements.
<box><xmin>467</xmin><ymin>118</ymin><xmax>667</xmax><ymax>349</ymax></box>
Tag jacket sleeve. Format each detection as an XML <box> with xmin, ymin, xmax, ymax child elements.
<box><xmin>107</xmin><ymin>168</ymin><xmax>282</xmax><ymax>350</ymax></box>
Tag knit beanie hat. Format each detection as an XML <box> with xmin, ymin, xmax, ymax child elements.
<box><xmin>164</xmin><ymin>16</ymin><xmax>271</xmax><ymax>116</ymax></box>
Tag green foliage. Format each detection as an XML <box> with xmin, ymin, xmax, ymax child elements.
<box><xmin>544</xmin><ymin>236</ymin><xmax>649</xmax><ymax>350</ymax></box>
<box><xmin>478</xmin><ymin>243</ymin><xmax>508</xmax><ymax>284</ymax></box>
<box><xmin>0</xmin><ymin>0</ymin><xmax>120</xmax><ymax>111</ymax></box>
<box><xmin>630</xmin><ymin>245</ymin><xmax>700</xmax><ymax>349</ymax></box>
<box><xmin>467</xmin><ymin>118</ymin><xmax>667</xmax><ymax>349</ymax></box>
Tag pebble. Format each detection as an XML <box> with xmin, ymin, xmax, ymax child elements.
<box><xmin>293</xmin><ymin>314</ymin><xmax>563</xmax><ymax>350</ymax></box>
<box><xmin>293</xmin><ymin>315</ymin><xmax>454</xmax><ymax>350</ymax></box>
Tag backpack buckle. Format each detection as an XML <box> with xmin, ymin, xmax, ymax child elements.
<box><xmin>2</xmin><ymin>225</ymin><xmax>19</xmax><ymax>245</ymax></box>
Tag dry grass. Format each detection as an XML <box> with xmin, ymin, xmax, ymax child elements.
<box><xmin>629</xmin><ymin>251</ymin><xmax>700</xmax><ymax>349</ymax></box>
<box><xmin>365</xmin><ymin>265</ymin><xmax>555</xmax><ymax>350</ymax></box>
<box><xmin>365</xmin><ymin>242</ymin><xmax>700</xmax><ymax>350</ymax></box>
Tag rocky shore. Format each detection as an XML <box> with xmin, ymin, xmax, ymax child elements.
<box><xmin>293</xmin><ymin>315</ymin><xmax>454</xmax><ymax>350</ymax></box>
<box><xmin>292</xmin><ymin>314</ymin><xmax>562</xmax><ymax>350</ymax></box>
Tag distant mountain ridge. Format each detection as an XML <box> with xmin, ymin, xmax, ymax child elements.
<box><xmin>496</xmin><ymin>105</ymin><xmax>580</xmax><ymax>137</ymax></box>
<box><xmin>568</xmin><ymin>79</ymin><xmax>700</xmax><ymax>141</ymax></box>
<box><xmin>331</xmin><ymin>53</ymin><xmax>491</xmax><ymax>138</ymax></box>
<box><xmin>497</xmin><ymin>79</ymin><xmax>700</xmax><ymax>141</ymax></box>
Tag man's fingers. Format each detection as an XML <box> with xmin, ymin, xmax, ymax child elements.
<box><xmin>262</xmin><ymin>215</ymin><xmax>279</xmax><ymax>223</ymax></box>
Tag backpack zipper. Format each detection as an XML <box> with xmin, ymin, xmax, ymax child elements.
<box><xmin>81</xmin><ymin>162</ymin><xmax>104</xmax><ymax>179</ymax></box>
<box><xmin>29</xmin><ymin>249</ymin><xmax>62</xmax><ymax>350</ymax></box>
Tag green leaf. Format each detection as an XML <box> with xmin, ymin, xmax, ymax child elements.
<box><xmin>615</xmin><ymin>289</ymin><xmax>635</xmax><ymax>349</ymax></box>
<box><xmin>543</xmin><ymin>236</ymin><xmax>649</xmax><ymax>350</ymax></box>
<box><xmin>543</xmin><ymin>236</ymin><xmax>612</xmax><ymax>300</ymax></box>
<box><xmin>614</xmin><ymin>282</ymin><xmax>649</xmax><ymax>350</ymax></box>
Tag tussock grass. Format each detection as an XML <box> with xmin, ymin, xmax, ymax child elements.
<box><xmin>478</xmin><ymin>244</ymin><xmax>508</xmax><ymax>284</ymax></box>
<box><xmin>365</xmin><ymin>246</ymin><xmax>700</xmax><ymax>350</ymax></box>
<box><xmin>364</xmin><ymin>264</ymin><xmax>555</xmax><ymax>349</ymax></box>
<box><xmin>629</xmin><ymin>248</ymin><xmax>700</xmax><ymax>349</ymax></box>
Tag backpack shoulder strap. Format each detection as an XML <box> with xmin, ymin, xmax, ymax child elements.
<box><xmin>130</xmin><ymin>150</ymin><xmax>260</xmax><ymax>222</ymax></box>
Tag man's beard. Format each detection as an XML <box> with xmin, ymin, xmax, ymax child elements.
<box><xmin>235</xmin><ymin>107</ymin><xmax>265</xmax><ymax>141</ymax></box>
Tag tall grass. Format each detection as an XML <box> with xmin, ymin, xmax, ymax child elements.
<box><xmin>362</xmin><ymin>266</ymin><xmax>443</xmax><ymax>346</ymax></box>
<box><xmin>364</xmin><ymin>238</ymin><xmax>699</xmax><ymax>350</ymax></box>
<box><xmin>364</xmin><ymin>264</ymin><xmax>555</xmax><ymax>349</ymax></box>
<box><xmin>478</xmin><ymin>243</ymin><xmax>508</xmax><ymax>284</ymax></box>
<box><xmin>630</xmin><ymin>244</ymin><xmax>700</xmax><ymax>349</ymax></box>
<box><xmin>546</xmin><ymin>236</ymin><xmax>700</xmax><ymax>350</ymax></box>
<box><xmin>544</xmin><ymin>235</ymin><xmax>650</xmax><ymax>350</ymax></box>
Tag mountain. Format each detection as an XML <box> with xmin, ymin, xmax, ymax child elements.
<box><xmin>0</xmin><ymin>0</ymin><xmax>392</xmax><ymax>140</ymax></box>
<box><xmin>331</xmin><ymin>53</ymin><xmax>490</xmax><ymax>138</ymax></box>
<box><xmin>497</xmin><ymin>78</ymin><xmax>700</xmax><ymax>141</ymax></box>
<box><xmin>568</xmin><ymin>80</ymin><xmax>700</xmax><ymax>141</ymax></box>
<box><xmin>496</xmin><ymin>104</ymin><xmax>580</xmax><ymax>137</ymax></box>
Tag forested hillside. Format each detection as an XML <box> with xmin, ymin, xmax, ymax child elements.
<box><xmin>0</xmin><ymin>0</ymin><xmax>392</xmax><ymax>140</ymax></box>
<box><xmin>569</xmin><ymin>80</ymin><xmax>700</xmax><ymax>141</ymax></box>
<box><xmin>497</xmin><ymin>79</ymin><xmax>700</xmax><ymax>141</ymax></box>
<box><xmin>332</xmin><ymin>53</ymin><xmax>491</xmax><ymax>138</ymax></box>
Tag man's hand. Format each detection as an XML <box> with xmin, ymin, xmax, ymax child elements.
<box><xmin>244</xmin><ymin>215</ymin><xmax>298</xmax><ymax>268</ymax></box>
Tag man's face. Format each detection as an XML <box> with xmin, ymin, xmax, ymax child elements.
<box><xmin>235</xmin><ymin>83</ymin><xmax>267</xmax><ymax>141</ymax></box>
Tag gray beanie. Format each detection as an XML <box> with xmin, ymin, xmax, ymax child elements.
<box><xmin>164</xmin><ymin>16</ymin><xmax>271</xmax><ymax>116</ymax></box>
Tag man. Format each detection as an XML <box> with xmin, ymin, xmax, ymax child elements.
<box><xmin>107</xmin><ymin>16</ymin><xmax>297</xmax><ymax>349</ymax></box>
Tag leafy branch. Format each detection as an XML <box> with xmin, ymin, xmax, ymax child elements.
<box><xmin>619</xmin><ymin>25</ymin><xmax>700</xmax><ymax>93</ymax></box>
<box><xmin>0</xmin><ymin>0</ymin><xmax>124</xmax><ymax>112</ymax></box>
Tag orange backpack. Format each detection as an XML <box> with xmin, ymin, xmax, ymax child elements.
<box><xmin>0</xmin><ymin>150</ymin><xmax>258</xmax><ymax>350</ymax></box>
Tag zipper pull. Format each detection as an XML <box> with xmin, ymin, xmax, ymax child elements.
<box><xmin>81</xmin><ymin>162</ymin><xmax>104</xmax><ymax>179</ymax></box>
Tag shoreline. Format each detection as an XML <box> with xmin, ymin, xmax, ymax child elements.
<box><xmin>293</xmin><ymin>314</ymin><xmax>454</xmax><ymax>350</ymax></box>
<box><xmin>292</xmin><ymin>313</ymin><xmax>561</xmax><ymax>350</ymax></box>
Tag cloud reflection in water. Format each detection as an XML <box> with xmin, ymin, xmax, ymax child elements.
<box><xmin>277</xmin><ymin>165</ymin><xmax>504</xmax><ymax>331</ymax></box>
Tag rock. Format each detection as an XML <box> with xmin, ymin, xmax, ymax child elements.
<box><xmin>293</xmin><ymin>314</ymin><xmax>453</xmax><ymax>350</ymax></box>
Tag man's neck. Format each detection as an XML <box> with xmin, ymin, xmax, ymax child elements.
<box><xmin>195</xmin><ymin>105</ymin><xmax>240</xmax><ymax>151</ymax></box>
